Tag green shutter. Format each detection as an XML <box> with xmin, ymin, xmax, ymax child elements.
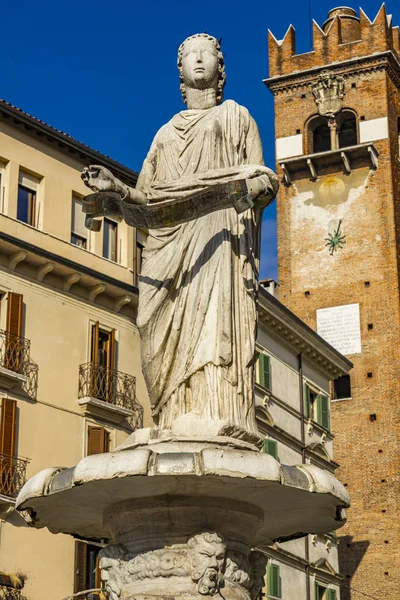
<box><xmin>327</xmin><ymin>590</ymin><xmax>337</xmax><ymax>600</ymax></box>
<box><xmin>267</xmin><ymin>563</ymin><xmax>281</xmax><ymax>598</ymax></box>
<box><xmin>304</xmin><ymin>383</ymin><xmax>311</xmax><ymax>419</ymax></box>
<box><xmin>259</xmin><ymin>354</ymin><xmax>271</xmax><ymax>390</ymax></box>
<box><xmin>263</xmin><ymin>439</ymin><xmax>279</xmax><ymax>460</ymax></box>
<box><xmin>315</xmin><ymin>581</ymin><xmax>322</xmax><ymax>600</ymax></box>
<box><xmin>317</xmin><ymin>394</ymin><xmax>330</xmax><ymax>430</ymax></box>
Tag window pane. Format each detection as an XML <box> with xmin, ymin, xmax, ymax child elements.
<box><xmin>71</xmin><ymin>234</ymin><xmax>87</xmax><ymax>249</ymax></box>
<box><xmin>71</xmin><ymin>197</ymin><xmax>88</xmax><ymax>242</ymax></box>
<box><xmin>339</xmin><ymin>114</ymin><xmax>357</xmax><ymax>148</ymax></box>
<box><xmin>103</xmin><ymin>219</ymin><xmax>117</xmax><ymax>262</ymax></box>
<box><xmin>313</xmin><ymin>122</ymin><xmax>331</xmax><ymax>153</ymax></box>
<box><xmin>334</xmin><ymin>375</ymin><xmax>351</xmax><ymax>399</ymax></box>
<box><xmin>17</xmin><ymin>185</ymin><xmax>35</xmax><ymax>226</ymax></box>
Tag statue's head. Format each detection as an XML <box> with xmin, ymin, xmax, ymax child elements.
<box><xmin>178</xmin><ymin>34</ymin><xmax>226</xmax><ymax>105</ymax></box>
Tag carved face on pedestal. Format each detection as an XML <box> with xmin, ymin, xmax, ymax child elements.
<box><xmin>188</xmin><ymin>532</ymin><xmax>226</xmax><ymax>595</ymax></box>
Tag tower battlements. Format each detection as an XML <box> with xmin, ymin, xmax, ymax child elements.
<box><xmin>268</xmin><ymin>5</ymin><xmax>400</xmax><ymax>78</ymax></box>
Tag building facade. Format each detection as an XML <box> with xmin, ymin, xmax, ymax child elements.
<box><xmin>256</xmin><ymin>285</ymin><xmax>351</xmax><ymax>600</ymax></box>
<box><xmin>0</xmin><ymin>102</ymin><xmax>149</xmax><ymax>599</ymax></box>
<box><xmin>266</xmin><ymin>5</ymin><xmax>400</xmax><ymax>599</ymax></box>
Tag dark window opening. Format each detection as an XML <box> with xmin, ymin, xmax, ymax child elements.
<box><xmin>313</xmin><ymin>121</ymin><xmax>331</xmax><ymax>153</ymax></box>
<box><xmin>334</xmin><ymin>375</ymin><xmax>351</xmax><ymax>400</ymax></box>
<box><xmin>74</xmin><ymin>541</ymin><xmax>101</xmax><ymax>595</ymax></box>
<box><xmin>338</xmin><ymin>112</ymin><xmax>358</xmax><ymax>148</ymax></box>
<box><xmin>17</xmin><ymin>185</ymin><xmax>36</xmax><ymax>226</ymax></box>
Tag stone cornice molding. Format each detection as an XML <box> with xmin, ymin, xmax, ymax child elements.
<box><xmin>264</xmin><ymin>51</ymin><xmax>400</xmax><ymax>95</ymax></box>
<box><xmin>257</xmin><ymin>288</ymin><xmax>352</xmax><ymax>378</ymax></box>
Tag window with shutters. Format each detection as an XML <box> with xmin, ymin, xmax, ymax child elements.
<box><xmin>17</xmin><ymin>170</ymin><xmax>40</xmax><ymax>227</ymax></box>
<box><xmin>257</xmin><ymin>352</ymin><xmax>272</xmax><ymax>391</ymax></box>
<box><xmin>0</xmin><ymin>398</ymin><xmax>28</xmax><ymax>499</ymax></box>
<box><xmin>266</xmin><ymin>563</ymin><xmax>281</xmax><ymax>599</ymax></box>
<box><xmin>2</xmin><ymin>292</ymin><xmax>26</xmax><ymax>374</ymax></box>
<box><xmin>88</xmin><ymin>323</ymin><xmax>116</xmax><ymax>403</ymax></box>
<box><xmin>74</xmin><ymin>540</ymin><xmax>101</xmax><ymax>596</ymax></box>
<box><xmin>103</xmin><ymin>218</ymin><xmax>118</xmax><ymax>262</ymax></box>
<box><xmin>315</xmin><ymin>582</ymin><xmax>337</xmax><ymax>600</ymax></box>
<box><xmin>71</xmin><ymin>196</ymin><xmax>88</xmax><ymax>249</ymax></box>
<box><xmin>263</xmin><ymin>439</ymin><xmax>279</xmax><ymax>461</ymax></box>
<box><xmin>304</xmin><ymin>382</ymin><xmax>330</xmax><ymax>430</ymax></box>
<box><xmin>87</xmin><ymin>425</ymin><xmax>110</xmax><ymax>456</ymax></box>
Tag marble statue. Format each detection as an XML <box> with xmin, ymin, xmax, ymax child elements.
<box><xmin>17</xmin><ymin>32</ymin><xmax>350</xmax><ymax>600</ymax></box>
<box><xmin>81</xmin><ymin>33</ymin><xmax>278</xmax><ymax>446</ymax></box>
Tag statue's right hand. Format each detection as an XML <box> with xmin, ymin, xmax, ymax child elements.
<box><xmin>81</xmin><ymin>165</ymin><xmax>117</xmax><ymax>193</ymax></box>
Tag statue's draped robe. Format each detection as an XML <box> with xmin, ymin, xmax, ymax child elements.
<box><xmin>136</xmin><ymin>100</ymin><xmax>275</xmax><ymax>435</ymax></box>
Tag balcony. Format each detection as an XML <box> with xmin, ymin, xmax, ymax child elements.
<box><xmin>0</xmin><ymin>587</ymin><xmax>25</xmax><ymax>600</ymax></box>
<box><xmin>0</xmin><ymin>330</ymin><xmax>38</xmax><ymax>399</ymax></box>
<box><xmin>279</xmin><ymin>142</ymin><xmax>379</xmax><ymax>185</ymax></box>
<box><xmin>78</xmin><ymin>362</ymin><xmax>143</xmax><ymax>428</ymax></box>
<box><xmin>0</xmin><ymin>453</ymin><xmax>29</xmax><ymax>500</ymax></box>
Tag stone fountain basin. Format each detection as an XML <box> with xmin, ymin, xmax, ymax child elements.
<box><xmin>16</xmin><ymin>443</ymin><xmax>349</xmax><ymax>549</ymax></box>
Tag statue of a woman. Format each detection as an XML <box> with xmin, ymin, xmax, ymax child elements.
<box><xmin>82</xmin><ymin>34</ymin><xmax>278</xmax><ymax>445</ymax></box>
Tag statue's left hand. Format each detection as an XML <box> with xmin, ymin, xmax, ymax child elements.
<box><xmin>81</xmin><ymin>165</ymin><xmax>120</xmax><ymax>193</ymax></box>
<box><xmin>245</xmin><ymin>176</ymin><xmax>268</xmax><ymax>201</ymax></box>
<box><xmin>245</xmin><ymin>173</ymin><xmax>279</xmax><ymax>209</ymax></box>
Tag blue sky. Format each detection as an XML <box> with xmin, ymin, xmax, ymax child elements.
<box><xmin>1</xmin><ymin>0</ymin><xmax>398</xmax><ymax>279</ymax></box>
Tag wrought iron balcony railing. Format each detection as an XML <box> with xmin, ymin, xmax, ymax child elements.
<box><xmin>0</xmin><ymin>453</ymin><xmax>29</xmax><ymax>499</ymax></box>
<box><xmin>0</xmin><ymin>330</ymin><xmax>31</xmax><ymax>375</ymax></box>
<box><xmin>0</xmin><ymin>588</ymin><xmax>25</xmax><ymax>600</ymax></box>
<box><xmin>78</xmin><ymin>362</ymin><xmax>143</xmax><ymax>429</ymax></box>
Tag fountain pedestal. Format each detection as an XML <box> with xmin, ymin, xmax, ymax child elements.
<box><xmin>17</xmin><ymin>438</ymin><xmax>349</xmax><ymax>600</ymax></box>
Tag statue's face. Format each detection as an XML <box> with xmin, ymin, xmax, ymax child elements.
<box><xmin>192</xmin><ymin>539</ymin><xmax>225</xmax><ymax>587</ymax></box>
<box><xmin>181</xmin><ymin>37</ymin><xmax>219</xmax><ymax>90</ymax></box>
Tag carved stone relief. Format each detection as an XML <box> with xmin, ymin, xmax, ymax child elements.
<box><xmin>99</xmin><ymin>533</ymin><xmax>267</xmax><ymax>600</ymax></box>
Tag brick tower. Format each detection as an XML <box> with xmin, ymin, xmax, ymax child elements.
<box><xmin>266</xmin><ymin>5</ymin><xmax>400</xmax><ymax>600</ymax></box>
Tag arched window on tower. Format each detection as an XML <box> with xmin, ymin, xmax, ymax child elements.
<box><xmin>338</xmin><ymin>110</ymin><xmax>358</xmax><ymax>148</ymax></box>
<box><xmin>308</xmin><ymin>116</ymin><xmax>331</xmax><ymax>153</ymax></box>
<box><xmin>306</xmin><ymin>110</ymin><xmax>359</xmax><ymax>154</ymax></box>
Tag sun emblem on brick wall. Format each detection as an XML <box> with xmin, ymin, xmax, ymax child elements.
<box><xmin>325</xmin><ymin>219</ymin><xmax>346</xmax><ymax>255</ymax></box>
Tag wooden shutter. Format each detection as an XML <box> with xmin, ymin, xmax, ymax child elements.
<box><xmin>263</xmin><ymin>439</ymin><xmax>279</xmax><ymax>461</ymax></box>
<box><xmin>74</xmin><ymin>541</ymin><xmax>87</xmax><ymax>592</ymax></box>
<box><xmin>87</xmin><ymin>426</ymin><xmax>109</xmax><ymax>456</ymax></box>
<box><xmin>267</xmin><ymin>563</ymin><xmax>281</xmax><ymax>599</ymax></box>
<box><xmin>91</xmin><ymin>322</ymin><xmax>99</xmax><ymax>364</ymax></box>
<box><xmin>304</xmin><ymin>383</ymin><xmax>311</xmax><ymax>419</ymax></box>
<box><xmin>259</xmin><ymin>354</ymin><xmax>271</xmax><ymax>390</ymax></box>
<box><xmin>0</xmin><ymin>399</ymin><xmax>17</xmax><ymax>457</ymax></box>
<box><xmin>317</xmin><ymin>394</ymin><xmax>330</xmax><ymax>430</ymax></box>
<box><xmin>6</xmin><ymin>293</ymin><xmax>23</xmax><ymax>337</ymax></box>
<box><xmin>326</xmin><ymin>590</ymin><xmax>337</xmax><ymax>600</ymax></box>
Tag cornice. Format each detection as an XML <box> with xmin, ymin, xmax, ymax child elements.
<box><xmin>264</xmin><ymin>51</ymin><xmax>400</xmax><ymax>95</ymax></box>
<box><xmin>257</xmin><ymin>288</ymin><xmax>352</xmax><ymax>378</ymax></box>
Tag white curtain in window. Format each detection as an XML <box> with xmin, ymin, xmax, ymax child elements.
<box><xmin>71</xmin><ymin>196</ymin><xmax>87</xmax><ymax>238</ymax></box>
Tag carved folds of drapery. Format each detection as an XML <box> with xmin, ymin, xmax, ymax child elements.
<box><xmin>99</xmin><ymin>532</ymin><xmax>267</xmax><ymax>600</ymax></box>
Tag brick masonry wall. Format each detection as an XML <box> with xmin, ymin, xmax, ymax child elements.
<box><xmin>268</xmin><ymin>7</ymin><xmax>400</xmax><ymax>600</ymax></box>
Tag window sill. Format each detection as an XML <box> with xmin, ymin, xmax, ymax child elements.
<box><xmin>279</xmin><ymin>142</ymin><xmax>379</xmax><ymax>185</ymax></box>
<box><xmin>331</xmin><ymin>397</ymin><xmax>352</xmax><ymax>402</ymax></box>
<box><xmin>0</xmin><ymin>366</ymin><xmax>27</xmax><ymax>391</ymax></box>
<box><xmin>78</xmin><ymin>396</ymin><xmax>136</xmax><ymax>426</ymax></box>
